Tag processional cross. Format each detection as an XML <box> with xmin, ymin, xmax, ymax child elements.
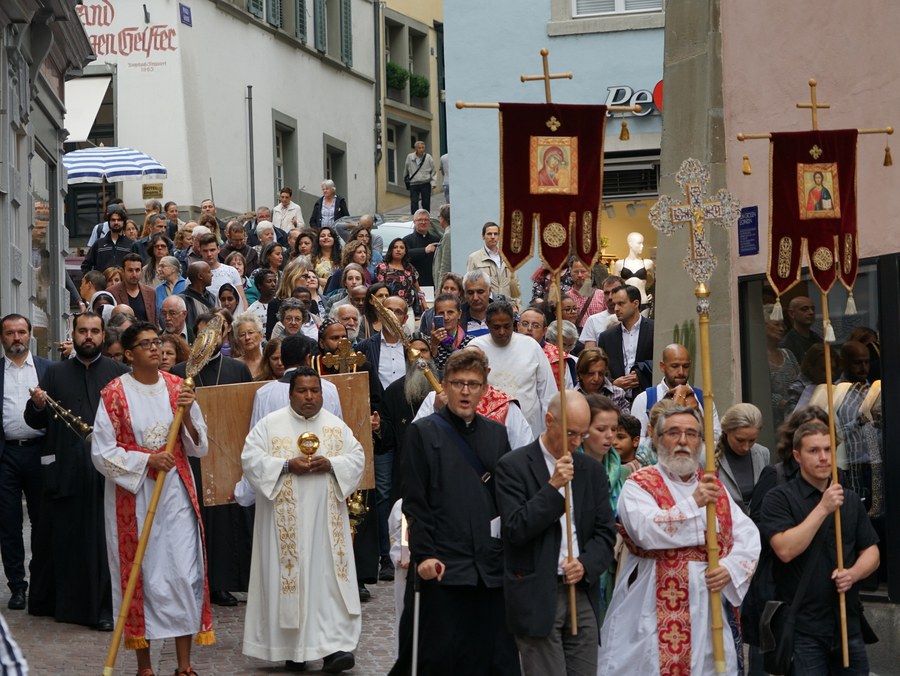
<box><xmin>322</xmin><ymin>338</ymin><xmax>366</xmax><ymax>373</ymax></box>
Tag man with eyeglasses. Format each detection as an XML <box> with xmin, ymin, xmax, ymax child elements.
<box><xmin>518</xmin><ymin>306</ymin><xmax>576</xmax><ymax>389</ymax></box>
<box><xmin>392</xmin><ymin>349</ymin><xmax>519</xmax><ymax>676</ymax></box>
<box><xmin>599</xmin><ymin>406</ymin><xmax>760</xmax><ymax>675</ymax></box>
<box><xmin>81</xmin><ymin>207</ymin><xmax>143</xmax><ymax>273</ymax></box>
<box><xmin>493</xmin><ymin>389</ymin><xmax>615</xmax><ymax>675</ymax></box>
<box><xmin>160</xmin><ymin>295</ymin><xmax>190</xmax><ymax>342</ymax></box>
<box><xmin>91</xmin><ymin>322</ymin><xmax>213</xmax><ymax>676</ymax></box>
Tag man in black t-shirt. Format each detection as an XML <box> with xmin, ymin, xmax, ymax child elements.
<box><xmin>760</xmin><ymin>419</ymin><xmax>879</xmax><ymax>673</ymax></box>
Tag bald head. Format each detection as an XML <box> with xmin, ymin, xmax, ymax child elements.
<box><xmin>787</xmin><ymin>296</ymin><xmax>815</xmax><ymax>331</ymax></box>
<box><xmin>188</xmin><ymin>261</ymin><xmax>211</xmax><ymax>284</ymax></box>
<box><xmin>358</xmin><ymin>214</ymin><xmax>374</xmax><ymax>229</ymax></box>
<box><xmin>841</xmin><ymin>340</ymin><xmax>870</xmax><ymax>383</ymax></box>
<box><xmin>544</xmin><ymin>390</ymin><xmax>591</xmax><ymax>457</ymax></box>
<box><xmin>660</xmin><ymin>343</ymin><xmax>691</xmax><ymax>388</ymax></box>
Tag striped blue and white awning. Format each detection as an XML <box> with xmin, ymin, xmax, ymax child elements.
<box><xmin>62</xmin><ymin>146</ymin><xmax>167</xmax><ymax>184</ymax></box>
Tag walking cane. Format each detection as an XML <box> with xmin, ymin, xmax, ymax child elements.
<box><xmin>101</xmin><ymin>317</ymin><xmax>224</xmax><ymax>676</ymax></box>
<box><xmin>411</xmin><ymin>566</ymin><xmax>421</xmax><ymax>676</ymax></box>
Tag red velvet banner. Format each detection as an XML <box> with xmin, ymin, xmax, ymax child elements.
<box><xmin>768</xmin><ymin>129</ymin><xmax>858</xmax><ymax>296</ymax></box>
<box><xmin>499</xmin><ymin>103</ymin><xmax>606</xmax><ymax>272</ymax></box>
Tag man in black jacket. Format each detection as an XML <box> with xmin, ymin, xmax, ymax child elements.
<box><xmin>391</xmin><ymin>350</ymin><xmax>519</xmax><ymax>676</ymax></box>
<box><xmin>81</xmin><ymin>208</ymin><xmax>142</xmax><ymax>273</ymax></box>
<box><xmin>494</xmin><ymin>389</ymin><xmax>616</xmax><ymax>675</ymax></box>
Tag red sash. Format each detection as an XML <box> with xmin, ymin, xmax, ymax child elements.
<box><xmin>618</xmin><ymin>466</ymin><xmax>733</xmax><ymax>676</ymax></box>
<box><xmin>477</xmin><ymin>385</ymin><xmax>513</xmax><ymax>423</ymax></box>
<box><xmin>100</xmin><ymin>372</ymin><xmax>215</xmax><ymax>649</ymax></box>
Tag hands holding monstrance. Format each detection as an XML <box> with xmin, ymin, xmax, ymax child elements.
<box><xmin>287</xmin><ymin>432</ymin><xmax>333</xmax><ymax>475</ymax></box>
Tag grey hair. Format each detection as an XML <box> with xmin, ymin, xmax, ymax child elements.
<box><xmin>278</xmin><ymin>297</ymin><xmax>305</xmax><ymax>320</ymax></box>
<box><xmin>463</xmin><ymin>269</ymin><xmax>490</xmax><ymax>289</ymax></box>
<box><xmin>192</xmin><ymin>225</ymin><xmax>211</xmax><ymax>237</ymax></box>
<box><xmin>414</xmin><ymin>208</ymin><xmax>430</xmax><ymax>220</ymax></box>
<box><xmin>330</xmin><ymin>303</ymin><xmax>359</xmax><ymax>320</ymax></box>
<box><xmin>232</xmin><ymin>311</ymin><xmax>263</xmax><ymax>337</ymax></box>
<box><xmin>547</xmin><ymin>320</ymin><xmax>578</xmax><ymax>343</ymax></box>
<box><xmin>256</xmin><ymin>220</ymin><xmax>275</xmax><ymax>235</ymax></box>
<box><xmin>720</xmin><ymin>402</ymin><xmax>763</xmax><ymax>434</ymax></box>
<box><xmin>159</xmin><ymin>255</ymin><xmax>180</xmax><ymax>270</ymax></box>
<box><xmin>654</xmin><ymin>406</ymin><xmax>704</xmax><ymax>440</ymax></box>
<box><xmin>321</xmin><ymin>179</ymin><xmax>336</xmax><ymax>190</ymax></box>
<box><xmin>161</xmin><ymin>294</ymin><xmax>186</xmax><ymax>311</ymax></box>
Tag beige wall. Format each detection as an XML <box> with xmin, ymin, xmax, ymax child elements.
<box><xmin>721</xmin><ymin>1</ymin><xmax>900</xmax><ymax>278</ymax></box>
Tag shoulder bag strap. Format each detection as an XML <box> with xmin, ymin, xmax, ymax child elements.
<box><xmin>407</xmin><ymin>157</ymin><xmax>425</xmax><ymax>182</ymax></box>
<box><xmin>575</xmin><ymin>289</ymin><xmax>597</xmax><ymax>328</ymax></box>
<box><xmin>429</xmin><ymin>414</ymin><xmax>494</xmax><ymax>498</ymax></box>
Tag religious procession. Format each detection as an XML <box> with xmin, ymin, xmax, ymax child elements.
<box><xmin>2</xmin><ymin>1</ymin><xmax>897</xmax><ymax>675</ymax></box>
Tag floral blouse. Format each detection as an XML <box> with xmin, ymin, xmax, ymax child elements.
<box><xmin>373</xmin><ymin>262</ymin><xmax>419</xmax><ymax>306</ymax></box>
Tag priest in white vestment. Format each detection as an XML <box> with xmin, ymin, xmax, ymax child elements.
<box><xmin>91</xmin><ymin>322</ymin><xmax>212</xmax><ymax>676</ymax></box>
<box><xmin>242</xmin><ymin>366</ymin><xmax>364</xmax><ymax>673</ymax></box>
<box><xmin>599</xmin><ymin>406</ymin><xmax>760</xmax><ymax>676</ymax></box>
<box><xmin>469</xmin><ymin>301</ymin><xmax>557</xmax><ymax>437</ymax></box>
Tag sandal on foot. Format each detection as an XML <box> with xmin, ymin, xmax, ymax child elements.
<box><xmin>137</xmin><ymin>669</ymin><xmax>155</xmax><ymax>676</ymax></box>
<box><xmin>174</xmin><ymin>669</ymin><xmax>198</xmax><ymax>676</ymax></box>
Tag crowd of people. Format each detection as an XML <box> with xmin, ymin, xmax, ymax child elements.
<box><xmin>0</xmin><ymin>187</ymin><xmax>885</xmax><ymax>675</ymax></box>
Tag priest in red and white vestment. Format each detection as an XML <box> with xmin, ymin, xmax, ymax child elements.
<box><xmin>91</xmin><ymin>322</ymin><xmax>213</xmax><ymax>676</ymax></box>
<box><xmin>599</xmin><ymin>406</ymin><xmax>759</xmax><ymax>675</ymax></box>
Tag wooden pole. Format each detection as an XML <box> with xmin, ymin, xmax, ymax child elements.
<box><xmin>101</xmin><ymin>381</ymin><xmax>193</xmax><ymax>676</ymax></box>
<box><xmin>694</xmin><ymin>283</ymin><xmax>726</xmax><ymax>673</ymax></box>
<box><xmin>820</xmin><ymin>296</ymin><xmax>850</xmax><ymax>667</ymax></box>
<box><xmin>555</xmin><ymin>274</ymin><xmax>578</xmax><ymax>635</ymax></box>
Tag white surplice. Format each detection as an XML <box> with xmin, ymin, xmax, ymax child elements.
<box><xmin>598</xmin><ymin>465</ymin><xmax>761</xmax><ymax>675</ymax></box>
<box><xmin>469</xmin><ymin>332</ymin><xmax>557</xmax><ymax>437</ymax></box>
<box><xmin>241</xmin><ymin>406</ymin><xmax>364</xmax><ymax>662</ymax></box>
<box><xmin>91</xmin><ymin>374</ymin><xmax>209</xmax><ymax>641</ymax></box>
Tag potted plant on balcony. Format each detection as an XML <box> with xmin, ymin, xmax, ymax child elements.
<box><xmin>386</xmin><ymin>62</ymin><xmax>409</xmax><ymax>100</ymax></box>
<box><xmin>410</xmin><ymin>73</ymin><xmax>430</xmax><ymax>107</ymax></box>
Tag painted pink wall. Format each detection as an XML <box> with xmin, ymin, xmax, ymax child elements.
<box><xmin>721</xmin><ymin>1</ymin><xmax>900</xmax><ymax>278</ymax></box>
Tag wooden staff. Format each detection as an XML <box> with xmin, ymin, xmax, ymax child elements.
<box><xmin>554</xmin><ymin>276</ymin><xmax>578</xmax><ymax>635</ymax></box>
<box><xmin>102</xmin><ymin>317</ymin><xmax>224</xmax><ymax>676</ymax></box>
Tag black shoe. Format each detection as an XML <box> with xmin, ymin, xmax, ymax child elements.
<box><xmin>322</xmin><ymin>651</ymin><xmax>355</xmax><ymax>674</ymax></box>
<box><xmin>284</xmin><ymin>660</ymin><xmax>307</xmax><ymax>672</ymax></box>
<box><xmin>210</xmin><ymin>590</ymin><xmax>238</xmax><ymax>607</ymax></box>
<box><xmin>7</xmin><ymin>590</ymin><xmax>25</xmax><ymax>610</ymax></box>
<box><xmin>379</xmin><ymin>556</ymin><xmax>395</xmax><ymax>582</ymax></box>
<box><xmin>96</xmin><ymin>619</ymin><xmax>114</xmax><ymax>631</ymax></box>
<box><xmin>358</xmin><ymin>584</ymin><xmax>371</xmax><ymax>602</ymax></box>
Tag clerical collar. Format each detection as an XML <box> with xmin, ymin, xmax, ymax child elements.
<box><xmin>76</xmin><ymin>352</ymin><xmax>104</xmax><ymax>367</ymax></box>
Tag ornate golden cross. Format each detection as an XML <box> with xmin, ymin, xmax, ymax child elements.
<box><xmin>796</xmin><ymin>78</ymin><xmax>831</xmax><ymax>131</ymax></box>
<box><xmin>519</xmin><ymin>47</ymin><xmax>573</xmax><ymax>104</ymax></box>
<box><xmin>321</xmin><ymin>338</ymin><xmax>366</xmax><ymax>373</ymax></box>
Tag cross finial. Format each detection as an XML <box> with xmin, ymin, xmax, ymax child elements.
<box><xmin>796</xmin><ymin>78</ymin><xmax>831</xmax><ymax>131</ymax></box>
<box><xmin>321</xmin><ymin>338</ymin><xmax>366</xmax><ymax>374</ymax></box>
<box><xmin>519</xmin><ymin>48</ymin><xmax>573</xmax><ymax>104</ymax></box>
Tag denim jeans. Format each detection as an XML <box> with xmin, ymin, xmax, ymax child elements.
<box><xmin>791</xmin><ymin>631</ymin><xmax>869</xmax><ymax>675</ymax></box>
<box><xmin>374</xmin><ymin>451</ymin><xmax>394</xmax><ymax>557</ymax></box>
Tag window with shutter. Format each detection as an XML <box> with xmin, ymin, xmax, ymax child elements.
<box><xmin>573</xmin><ymin>0</ymin><xmax>661</xmax><ymax>17</ymax></box>
<box><xmin>314</xmin><ymin>0</ymin><xmax>327</xmax><ymax>52</ymax></box>
<box><xmin>296</xmin><ymin>0</ymin><xmax>307</xmax><ymax>41</ymax></box>
<box><xmin>340</xmin><ymin>0</ymin><xmax>352</xmax><ymax>67</ymax></box>
<box><xmin>267</xmin><ymin>0</ymin><xmax>283</xmax><ymax>27</ymax></box>
<box><xmin>248</xmin><ymin>0</ymin><xmax>264</xmax><ymax>18</ymax></box>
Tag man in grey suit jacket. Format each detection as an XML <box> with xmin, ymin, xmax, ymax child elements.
<box><xmin>494</xmin><ymin>390</ymin><xmax>616</xmax><ymax>675</ymax></box>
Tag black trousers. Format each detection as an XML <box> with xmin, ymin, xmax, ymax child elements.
<box><xmin>409</xmin><ymin>183</ymin><xmax>431</xmax><ymax>214</ymax></box>
<box><xmin>0</xmin><ymin>442</ymin><xmax>43</xmax><ymax>591</ymax></box>
<box><xmin>390</xmin><ymin>575</ymin><xmax>520</xmax><ymax>676</ymax></box>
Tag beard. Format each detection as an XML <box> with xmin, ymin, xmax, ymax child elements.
<box><xmin>74</xmin><ymin>339</ymin><xmax>102</xmax><ymax>360</ymax></box>
<box><xmin>657</xmin><ymin>442</ymin><xmax>703</xmax><ymax>478</ymax></box>
<box><xmin>345</xmin><ymin>325</ymin><xmax>359</xmax><ymax>342</ymax></box>
<box><xmin>404</xmin><ymin>359</ymin><xmax>435</xmax><ymax>409</ymax></box>
<box><xmin>3</xmin><ymin>342</ymin><xmax>27</xmax><ymax>357</ymax></box>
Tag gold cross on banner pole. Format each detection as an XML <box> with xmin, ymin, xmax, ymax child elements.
<box><xmin>519</xmin><ymin>48</ymin><xmax>572</xmax><ymax>104</ymax></box>
<box><xmin>321</xmin><ymin>338</ymin><xmax>366</xmax><ymax>373</ymax></box>
<box><xmin>796</xmin><ymin>78</ymin><xmax>831</xmax><ymax>131</ymax></box>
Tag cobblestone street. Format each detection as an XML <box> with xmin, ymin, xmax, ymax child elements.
<box><xmin>1</xmin><ymin>528</ymin><xmax>398</xmax><ymax>676</ymax></box>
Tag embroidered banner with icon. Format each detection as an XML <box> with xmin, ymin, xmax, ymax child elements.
<box><xmin>768</xmin><ymin>129</ymin><xmax>859</xmax><ymax>295</ymax></box>
<box><xmin>499</xmin><ymin>103</ymin><xmax>606</xmax><ymax>272</ymax></box>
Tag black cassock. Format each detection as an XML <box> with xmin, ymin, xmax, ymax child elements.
<box><xmin>24</xmin><ymin>355</ymin><xmax>128</xmax><ymax>626</ymax></box>
<box><xmin>171</xmin><ymin>354</ymin><xmax>255</xmax><ymax>592</ymax></box>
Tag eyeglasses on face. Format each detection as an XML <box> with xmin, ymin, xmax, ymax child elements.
<box><xmin>445</xmin><ymin>380</ymin><xmax>484</xmax><ymax>392</ymax></box>
<box><xmin>662</xmin><ymin>428</ymin><xmax>701</xmax><ymax>441</ymax></box>
<box><xmin>133</xmin><ymin>338</ymin><xmax>162</xmax><ymax>350</ymax></box>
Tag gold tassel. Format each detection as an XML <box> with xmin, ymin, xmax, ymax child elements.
<box><xmin>884</xmin><ymin>144</ymin><xmax>893</xmax><ymax>167</ymax></box>
<box><xmin>770</xmin><ymin>297</ymin><xmax>783</xmax><ymax>321</ymax></box>
<box><xmin>742</xmin><ymin>155</ymin><xmax>752</xmax><ymax>175</ymax></box>
<box><xmin>619</xmin><ymin>119</ymin><xmax>630</xmax><ymax>141</ymax></box>
<box><xmin>824</xmin><ymin>320</ymin><xmax>836</xmax><ymax>343</ymax></box>
<box><xmin>845</xmin><ymin>292</ymin><xmax>857</xmax><ymax>316</ymax></box>
<box><xmin>195</xmin><ymin>630</ymin><xmax>216</xmax><ymax>646</ymax></box>
<box><xmin>125</xmin><ymin>636</ymin><xmax>149</xmax><ymax>650</ymax></box>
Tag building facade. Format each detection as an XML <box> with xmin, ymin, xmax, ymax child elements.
<box><xmin>443</xmin><ymin>0</ymin><xmax>664</xmax><ymax>288</ymax></box>
<box><xmin>69</xmin><ymin>0</ymin><xmax>376</xmax><ymax>239</ymax></box>
<box><xmin>1</xmin><ymin>1</ymin><xmax>93</xmax><ymax>355</ymax></box>
<box><xmin>375</xmin><ymin>0</ymin><xmax>445</xmax><ymax>214</ymax></box>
